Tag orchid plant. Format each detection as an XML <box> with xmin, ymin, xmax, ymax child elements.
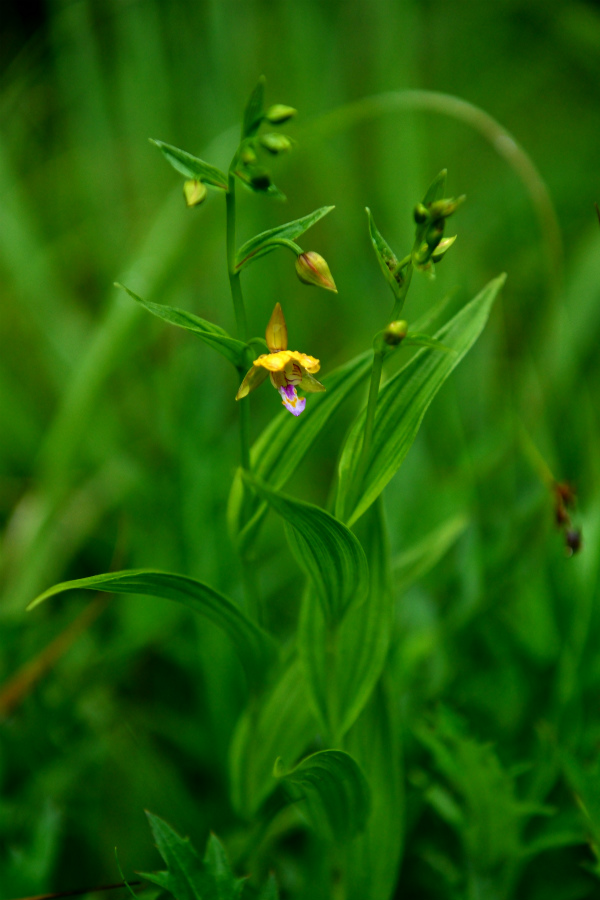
<box><xmin>27</xmin><ymin>78</ymin><xmax>506</xmax><ymax>900</ymax></box>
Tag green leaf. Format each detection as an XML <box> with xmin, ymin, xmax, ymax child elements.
<box><xmin>422</xmin><ymin>168</ymin><xmax>447</xmax><ymax>205</ymax></box>
<box><xmin>341</xmin><ymin>683</ymin><xmax>403</xmax><ymax>900</ymax></box>
<box><xmin>392</xmin><ymin>513</ymin><xmax>468</xmax><ymax>595</ymax></box>
<box><xmin>242</xmin><ymin>76</ymin><xmax>266</xmax><ymax>138</ymax></box>
<box><xmin>228</xmin><ymin>351</ymin><xmax>372</xmax><ymax>552</ymax></box>
<box><xmin>275</xmin><ymin>749</ymin><xmax>370</xmax><ymax>843</ymax></box>
<box><xmin>337</xmin><ymin>274</ymin><xmax>506</xmax><ymax>525</ymax></box>
<box><xmin>366</xmin><ymin>208</ymin><xmax>402</xmax><ymax>300</ymax></box>
<box><xmin>116</xmin><ymin>284</ymin><xmax>248</xmax><ymax>367</ymax></box>
<box><xmin>142</xmin><ymin>812</ymin><xmax>210</xmax><ymax>900</ymax></box>
<box><xmin>299</xmin><ymin>500</ymin><xmax>392</xmax><ymax>741</ymax></box>
<box><xmin>229</xmin><ymin>656</ymin><xmax>316</xmax><ymax>818</ymax></box>
<box><xmin>245</xmin><ymin>476</ymin><xmax>368</xmax><ymax>624</ymax></box>
<box><xmin>150</xmin><ymin>140</ymin><xmax>228</xmax><ymax>190</ymax></box>
<box><xmin>203</xmin><ymin>834</ymin><xmax>245</xmax><ymax>900</ymax></box>
<box><xmin>402</xmin><ymin>332</ymin><xmax>455</xmax><ymax>353</ymax></box>
<box><xmin>28</xmin><ymin>570</ymin><xmax>276</xmax><ymax>687</ymax></box>
<box><xmin>235</xmin><ymin>206</ymin><xmax>335</xmax><ymax>272</ymax></box>
<box><xmin>256</xmin><ymin>874</ymin><xmax>279</xmax><ymax>900</ymax></box>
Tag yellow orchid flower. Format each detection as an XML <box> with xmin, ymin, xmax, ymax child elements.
<box><xmin>236</xmin><ymin>303</ymin><xmax>325</xmax><ymax>416</ymax></box>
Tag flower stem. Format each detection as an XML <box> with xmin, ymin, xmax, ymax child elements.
<box><xmin>225</xmin><ymin>171</ymin><xmax>251</xmax><ymax>472</ymax></box>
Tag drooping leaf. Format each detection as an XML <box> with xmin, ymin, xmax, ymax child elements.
<box><xmin>366</xmin><ymin>208</ymin><xmax>402</xmax><ymax>300</ymax></box>
<box><xmin>299</xmin><ymin>500</ymin><xmax>392</xmax><ymax>741</ymax></box>
<box><xmin>150</xmin><ymin>140</ymin><xmax>228</xmax><ymax>190</ymax></box>
<box><xmin>245</xmin><ymin>477</ymin><xmax>368</xmax><ymax>623</ymax></box>
<box><xmin>141</xmin><ymin>813</ymin><xmax>211</xmax><ymax>900</ymax></box>
<box><xmin>337</xmin><ymin>274</ymin><xmax>506</xmax><ymax>525</ymax></box>
<box><xmin>116</xmin><ymin>284</ymin><xmax>248</xmax><ymax>367</ymax></box>
<box><xmin>228</xmin><ymin>351</ymin><xmax>372</xmax><ymax>551</ymax></box>
<box><xmin>392</xmin><ymin>513</ymin><xmax>468</xmax><ymax>595</ymax></box>
<box><xmin>229</xmin><ymin>656</ymin><xmax>316</xmax><ymax>819</ymax></box>
<box><xmin>341</xmin><ymin>683</ymin><xmax>403</xmax><ymax>900</ymax></box>
<box><xmin>235</xmin><ymin>206</ymin><xmax>335</xmax><ymax>272</ymax></box>
<box><xmin>275</xmin><ymin>749</ymin><xmax>371</xmax><ymax>843</ymax></box>
<box><xmin>242</xmin><ymin>76</ymin><xmax>266</xmax><ymax>138</ymax></box>
<box><xmin>28</xmin><ymin>570</ymin><xmax>276</xmax><ymax>686</ymax></box>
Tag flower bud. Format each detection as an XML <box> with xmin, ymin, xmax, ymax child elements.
<box><xmin>183</xmin><ymin>179</ymin><xmax>207</xmax><ymax>207</ymax></box>
<box><xmin>240</xmin><ymin>145</ymin><xmax>258</xmax><ymax>166</ymax></box>
<box><xmin>414</xmin><ymin>203</ymin><xmax>429</xmax><ymax>224</ymax></box>
<box><xmin>431</xmin><ymin>235</ymin><xmax>457</xmax><ymax>263</ymax></box>
<box><xmin>260</xmin><ymin>133</ymin><xmax>293</xmax><ymax>154</ymax></box>
<box><xmin>565</xmin><ymin>528</ymin><xmax>582</xmax><ymax>556</ymax></box>
<box><xmin>265</xmin><ymin>104</ymin><xmax>297</xmax><ymax>124</ymax></box>
<box><xmin>250</xmin><ymin>168</ymin><xmax>272</xmax><ymax>190</ymax></box>
<box><xmin>383</xmin><ymin>320</ymin><xmax>408</xmax><ymax>346</ymax></box>
<box><xmin>295</xmin><ymin>251</ymin><xmax>337</xmax><ymax>293</ymax></box>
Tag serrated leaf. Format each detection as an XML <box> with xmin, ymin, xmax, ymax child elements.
<box><xmin>228</xmin><ymin>351</ymin><xmax>372</xmax><ymax>552</ymax></box>
<box><xmin>116</xmin><ymin>284</ymin><xmax>247</xmax><ymax>367</ymax></box>
<box><xmin>245</xmin><ymin>477</ymin><xmax>368</xmax><ymax>623</ymax></box>
<box><xmin>28</xmin><ymin>570</ymin><xmax>276</xmax><ymax>687</ymax></box>
<box><xmin>242</xmin><ymin>77</ymin><xmax>266</xmax><ymax>138</ymax></box>
<box><xmin>150</xmin><ymin>140</ymin><xmax>228</xmax><ymax>190</ymax></box>
<box><xmin>235</xmin><ymin>206</ymin><xmax>335</xmax><ymax>272</ymax></box>
<box><xmin>341</xmin><ymin>683</ymin><xmax>403</xmax><ymax>900</ymax></box>
<box><xmin>337</xmin><ymin>274</ymin><xmax>505</xmax><ymax>525</ymax></box>
<box><xmin>203</xmin><ymin>834</ymin><xmax>245</xmax><ymax>900</ymax></box>
<box><xmin>143</xmin><ymin>813</ymin><xmax>210</xmax><ymax>900</ymax></box>
<box><xmin>229</xmin><ymin>656</ymin><xmax>316</xmax><ymax>818</ymax></box>
<box><xmin>299</xmin><ymin>500</ymin><xmax>392</xmax><ymax>741</ymax></box>
<box><xmin>366</xmin><ymin>208</ymin><xmax>402</xmax><ymax>300</ymax></box>
<box><xmin>276</xmin><ymin>749</ymin><xmax>370</xmax><ymax>842</ymax></box>
<box><xmin>422</xmin><ymin>169</ymin><xmax>447</xmax><ymax>205</ymax></box>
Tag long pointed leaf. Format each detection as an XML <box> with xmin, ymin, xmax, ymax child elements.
<box><xmin>337</xmin><ymin>274</ymin><xmax>505</xmax><ymax>525</ymax></box>
<box><xmin>235</xmin><ymin>206</ymin><xmax>335</xmax><ymax>271</ymax></box>
<box><xmin>28</xmin><ymin>570</ymin><xmax>276</xmax><ymax>686</ymax></box>
<box><xmin>142</xmin><ymin>813</ymin><xmax>209</xmax><ymax>900</ymax></box>
<box><xmin>150</xmin><ymin>139</ymin><xmax>228</xmax><ymax>189</ymax></box>
<box><xmin>116</xmin><ymin>283</ymin><xmax>247</xmax><ymax>367</ymax></box>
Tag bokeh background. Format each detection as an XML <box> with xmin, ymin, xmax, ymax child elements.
<box><xmin>1</xmin><ymin>0</ymin><xmax>600</xmax><ymax>897</ymax></box>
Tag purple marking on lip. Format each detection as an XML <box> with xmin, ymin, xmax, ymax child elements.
<box><xmin>278</xmin><ymin>385</ymin><xmax>306</xmax><ymax>416</ymax></box>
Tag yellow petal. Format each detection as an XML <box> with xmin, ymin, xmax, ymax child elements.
<box><xmin>235</xmin><ymin>364</ymin><xmax>269</xmax><ymax>400</ymax></box>
<box><xmin>266</xmin><ymin>302</ymin><xmax>288</xmax><ymax>352</ymax></box>
<box><xmin>255</xmin><ymin>350</ymin><xmax>293</xmax><ymax>372</ymax></box>
<box><xmin>288</xmin><ymin>350</ymin><xmax>320</xmax><ymax>373</ymax></box>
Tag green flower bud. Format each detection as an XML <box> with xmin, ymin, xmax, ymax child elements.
<box><xmin>414</xmin><ymin>203</ymin><xmax>429</xmax><ymax>224</ymax></box>
<box><xmin>383</xmin><ymin>320</ymin><xmax>408</xmax><ymax>346</ymax></box>
<box><xmin>183</xmin><ymin>179</ymin><xmax>207</xmax><ymax>208</ymax></box>
<box><xmin>265</xmin><ymin>104</ymin><xmax>297</xmax><ymax>124</ymax></box>
<box><xmin>240</xmin><ymin>145</ymin><xmax>258</xmax><ymax>166</ymax></box>
<box><xmin>429</xmin><ymin>195</ymin><xmax>465</xmax><ymax>221</ymax></box>
<box><xmin>260</xmin><ymin>133</ymin><xmax>293</xmax><ymax>154</ymax></box>
<box><xmin>431</xmin><ymin>234</ymin><xmax>457</xmax><ymax>263</ymax></box>
<box><xmin>250</xmin><ymin>168</ymin><xmax>272</xmax><ymax>190</ymax></box>
<box><xmin>295</xmin><ymin>251</ymin><xmax>337</xmax><ymax>293</ymax></box>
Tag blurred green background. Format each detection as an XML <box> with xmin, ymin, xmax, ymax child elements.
<box><xmin>1</xmin><ymin>0</ymin><xmax>600</xmax><ymax>897</ymax></box>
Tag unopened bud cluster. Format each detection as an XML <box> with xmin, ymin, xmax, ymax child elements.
<box><xmin>412</xmin><ymin>195</ymin><xmax>464</xmax><ymax>273</ymax></box>
<box><xmin>235</xmin><ymin>89</ymin><xmax>297</xmax><ymax>197</ymax></box>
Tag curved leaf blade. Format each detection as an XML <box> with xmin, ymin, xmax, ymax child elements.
<box><xmin>366</xmin><ymin>208</ymin><xmax>401</xmax><ymax>300</ymax></box>
<box><xmin>242</xmin><ymin>76</ymin><xmax>266</xmax><ymax>138</ymax></box>
<box><xmin>246</xmin><ymin>477</ymin><xmax>368</xmax><ymax>623</ymax></box>
<box><xmin>235</xmin><ymin>206</ymin><xmax>335</xmax><ymax>272</ymax></box>
<box><xmin>150</xmin><ymin>139</ymin><xmax>228</xmax><ymax>189</ymax></box>
<box><xmin>142</xmin><ymin>812</ymin><xmax>208</xmax><ymax>900</ymax></box>
<box><xmin>276</xmin><ymin>749</ymin><xmax>371</xmax><ymax>842</ymax></box>
<box><xmin>337</xmin><ymin>274</ymin><xmax>506</xmax><ymax>525</ymax></box>
<box><xmin>299</xmin><ymin>500</ymin><xmax>392</xmax><ymax>741</ymax></box>
<box><xmin>28</xmin><ymin>570</ymin><xmax>276</xmax><ymax>686</ymax></box>
<box><xmin>116</xmin><ymin>283</ymin><xmax>247</xmax><ymax>367</ymax></box>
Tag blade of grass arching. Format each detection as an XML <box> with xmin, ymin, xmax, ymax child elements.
<box><xmin>0</xmin><ymin>137</ymin><xmax>88</xmax><ymax>382</ymax></box>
